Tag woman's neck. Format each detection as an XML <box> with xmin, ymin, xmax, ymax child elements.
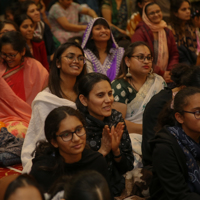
<box><xmin>129</xmin><ymin>74</ymin><xmax>147</xmax><ymax>91</ymax></box>
<box><xmin>94</xmin><ymin>41</ymin><xmax>108</xmax><ymax>52</ymax></box>
<box><xmin>60</xmin><ymin>151</ymin><xmax>82</xmax><ymax>164</ymax></box>
<box><xmin>33</xmin><ymin>22</ymin><xmax>37</xmax><ymax>30</ymax></box>
<box><xmin>26</xmin><ymin>39</ymin><xmax>31</xmax><ymax>46</ymax></box>
<box><xmin>60</xmin><ymin>74</ymin><xmax>77</xmax><ymax>101</ymax></box>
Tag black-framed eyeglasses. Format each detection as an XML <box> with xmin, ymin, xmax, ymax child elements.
<box><xmin>0</xmin><ymin>52</ymin><xmax>19</xmax><ymax>60</ymax></box>
<box><xmin>183</xmin><ymin>110</ymin><xmax>200</xmax><ymax>119</ymax></box>
<box><xmin>131</xmin><ymin>54</ymin><xmax>153</xmax><ymax>63</ymax></box>
<box><xmin>63</xmin><ymin>53</ymin><xmax>86</xmax><ymax>64</ymax></box>
<box><xmin>56</xmin><ymin>125</ymin><xmax>86</xmax><ymax>142</ymax></box>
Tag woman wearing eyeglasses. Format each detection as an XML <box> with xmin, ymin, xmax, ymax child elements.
<box><xmin>150</xmin><ymin>87</ymin><xmax>200</xmax><ymax>200</ymax></box>
<box><xmin>0</xmin><ymin>31</ymin><xmax>48</xmax><ymax>138</ymax></box>
<box><xmin>30</xmin><ymin>106</ymin><xmax>110</xmax><ymax>193</ymax></box>
<box><xmin>131</xmin><ymin>2</ymin><xmax>179</xmax><ymax>83</ymax></box>
<box><xmin>112</xmin><ymin>41</ymin><xmax>166</xmax><ymax>135</ymax></box>
<box><xmin>21</xmin><ymin>41</ymin><xmax>86</xmax><ymax>173</ymax></box>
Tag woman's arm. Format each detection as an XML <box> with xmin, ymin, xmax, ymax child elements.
<box><xmin>101</xmin><ymin>5</ymin><xmax>127</xmax><ymax>35</ymax></box>
<box><xmin>112</xmin><ymin>102</ymin><xmax>142</xmax><ymax>134</ymax></box>
<box><xmin>113</xmin><ymin>113</ymin><xmax>134</xmax><ymax>174</ymax></box>
<box><xmin>80</xmin><ymin>7</ymin><xmax>98</xmax><ymax>18</ymax></box>
<box><xmin>56</xmin><ymin>17</ymin><xmax>87</xmax><ymax>32</ymax></box>
<box><xmin>40</xmin><ymin>0</ymin><xmax>51</xmax><ymax>28</ymax></box>
<box><xmin>167</xmin><ymin>29</ymin><xmax>179</xmax><ymax>71</ymax></box>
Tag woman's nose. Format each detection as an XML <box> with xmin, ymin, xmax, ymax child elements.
<box><xmin>105</xmin><ymin>95</ymin><xmax>112</xmax><ymax>102</ymax></box>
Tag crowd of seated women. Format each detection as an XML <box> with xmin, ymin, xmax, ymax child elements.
<box><xmin>1</xmin><ymin>0</ymin><xmax>200</xmax><ymax>200</ymax></box>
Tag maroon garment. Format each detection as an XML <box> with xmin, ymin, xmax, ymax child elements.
<box><xmin>32</xmin><ymin>40</ymin><xmax>49</xmax><ymax>71</ymax></box>
<box><xmin>131</xmin><ymin>21</ymin><xmax>179</xmax><ymax>76</ymax></box>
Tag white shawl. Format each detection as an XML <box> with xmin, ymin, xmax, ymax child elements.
<box><xmin>21</xmin><ymin>88</ymin><xmax>76</xmax><ymax>173</ymax></box>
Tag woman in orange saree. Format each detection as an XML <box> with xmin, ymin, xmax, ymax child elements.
<box><xmin>0</xmin><ymin>31</ymin><xmax>48</xmax><ymax>137</ymax></box>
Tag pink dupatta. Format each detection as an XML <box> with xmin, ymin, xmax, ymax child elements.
<box><xmin>0</xmin><ymin>57</ymin><xmax>49</xmax><ymax>124</ymax></box>
<box><xmin>142</xmin><ymin>3</ymin><xmax>169</xmax><ymax>72</ymax></box>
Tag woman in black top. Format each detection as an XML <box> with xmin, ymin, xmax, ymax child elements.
<box><xmin>30</xmin><ymin>106</ymin><xmax>110</xmax><ymax>193</ymax></box>
<box><xmin>150</xmin><ymin>87</ymin><xmax>200</xmax><ymax>200</ymax></box>
<box><xmin>76</xmin><ymin>72</ymin><xmax>134</xmax><ymax>196</ymax></box>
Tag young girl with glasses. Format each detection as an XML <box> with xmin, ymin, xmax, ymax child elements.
<box><xmin>30</xmin><ymin>106</ymin><xmax>110</xmax><ymax>193</ymax></box>
<box><xmin>0</xmin><ymin>31</ymin><xmax>48</xmax><ymax>138</ymax></box>
<box><xmin>21</xmin><ymin>41</ymin><xmax>86</xmax><ymax>173</ymax></box>
<box><xmin>150</xmin><ymin>87</ymin><xmax>200</xmax><ymax>200</ymax></box>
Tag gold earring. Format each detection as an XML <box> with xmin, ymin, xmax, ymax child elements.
<box><xmin>126</xmin><ymin>67</ymin><xmax>132</xmax><ymax>77</ymax></box>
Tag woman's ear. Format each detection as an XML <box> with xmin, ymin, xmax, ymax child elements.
<box><xmin>56</xmin><ymin>60</ymin><xmax>61</xmax><ymax>68</ymax></box>
<box><xmin>51</xmin><ymin>139</ymin><xmax>58</xmax><ymax>148</ymax></box>
<box><xmin>79</xmin><ymin>94</ymin><xmax>88</xmax><ymax>107</ymax></box>
<box><xmin>124</xmin><ymin>56</ymin><xmax>130</xmax><ymax>67</ymax></box>
<box><xmin>175</xmin><ymin>112</ymin><xmax>184</xmax><ymax>124</ymax></box>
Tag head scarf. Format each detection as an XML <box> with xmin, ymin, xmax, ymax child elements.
<box><xmin>81</xmin><ymin>17</ymin><xmax>124</xmax><ymax>81</ymax></box>
<box><xmin>143</xmin><ymin>3</ymin><xmax>169</xmax><ymax>72</ymax></box>
<box><xmin>82</xmin><ymin>17</ymin><xmax>118</xmax><ymax>49</ymax></box>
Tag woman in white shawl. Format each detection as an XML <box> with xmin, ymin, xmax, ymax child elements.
<box><xmin>21</xmin><ymin>41</ymin><xmax>86</xmax><ymax>173</ymax></box>
<box><xmin>112</xmin><ymin>41</ymin><xmax>166</xmax><ymax>166</ymax></box>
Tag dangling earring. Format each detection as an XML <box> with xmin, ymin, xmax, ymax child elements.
<box><xmin>148</xmin><ymin>68</ymin><xmax>153</xmax><ymax>75</ymax></box>
<box><xmin>126</xmin><ymin>67</ymin><xmax>132</xmax><ymax>77</ymax></box>
<box><xmin>57</xmin><ymin>65</ymin><xmax>60</xmax><ymax>68</ymax></box>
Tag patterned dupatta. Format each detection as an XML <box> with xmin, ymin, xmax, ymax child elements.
<box><xmin>168</xmin><ymin>126</ymin><xmax>200</xmax><ymax>194</ymax></box>
<box><xmin>81</xmin><ymin>17</ymin><xmax>124</xmax><ymax>81</ymax></box>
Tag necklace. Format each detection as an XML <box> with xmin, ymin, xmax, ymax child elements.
<box><xmin>129</xmin><ymin>78</ymin><xmax>138</xmax><ymax>92</ymax></box>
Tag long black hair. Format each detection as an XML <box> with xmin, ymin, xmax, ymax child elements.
<box><xmin>170</xmin><ymin>0</ymin><xmax>191</xmax><ymax>35</ymax></box>
<box><xmin>76</xmin><ymin>73</ymin><xmax>111</xmax><ymax>114</ymax></box>
<box><xmin>48</xmin><ymin>41</ymin><xmax>87</xmax><ymax>98</ymax></box>
<box><xmin>84</xmin><ymin>18</ymin><xmax>113</xmax><ymax>59</ymax></box>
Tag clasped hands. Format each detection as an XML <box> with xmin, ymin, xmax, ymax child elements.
<box><xmin>98</xmin><ymin>122</ymin><xmax>124</xmax><ymax>157</ymax></box>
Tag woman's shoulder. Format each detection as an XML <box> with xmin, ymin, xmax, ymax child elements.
<box><xmin>112</xmin><ymin>78</ymin><xmax>136</xmax><ymax>102</ymax></box>
<box><xmin>31</xmin><ymin>40</ymin><xmax>45</xmax><ymax>48</ymax></box>
<box><xmin>49</xmin><ymin>3</ymin><xmax>59</xmax><ymax>12</ymax></box>
<box><xmin>32</xmin><ymin>88</ymin><xmax>76</xmax><ymax>110</ymax></box>
<box><xmin>24</xmin><ymin>57</ymin><xmax>48</xmax><ymax>75</ymax></box>
<box><xmin>32</xmin><ymin>153</ymin><xmax>56</xmax><ymax>168</ymax></box>
<box><xmin>112</xmin><ymin>78</ymin><xmax>130</xmax><ymax>88</ymax></box>
<box><xmin>24</xmin><ymin>57</ymin><xmax>43</xmax><ymax>68</ymax></box>
<box><xmin>110</xmin><ymin>109</ymin><xmax>124</xmax><ymax>122</ymax></box>
<box><xmin>81</xmin><ymin>148</ymin><xmax>105</xmax><ymax>164</ymax></box>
